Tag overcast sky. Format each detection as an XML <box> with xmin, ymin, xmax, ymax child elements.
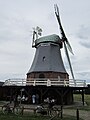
<box><xmin>0</xmin><ymin>0</ymin><xmax>90</xmax><ymax>83</ymax></box>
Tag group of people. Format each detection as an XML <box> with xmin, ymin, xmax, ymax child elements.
<box><xmin>12</xmin><ymin>93</ymin><xmax>39</xmax><ymax>105</ymax></box>
<box><xmin>13</xmin><ymin>93</ymin><xmax>55</xmax><ymax>106</ymax></box>
<box><xmin>44</xmin><ymin>97</ymin><xmax>56</xmax><ymax>109</ymax></box>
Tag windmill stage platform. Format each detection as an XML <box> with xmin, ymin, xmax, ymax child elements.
<box><xmin>0</xmin><ymin>78</ymin><xmax>86</xmax><ymax>105</ymax></box>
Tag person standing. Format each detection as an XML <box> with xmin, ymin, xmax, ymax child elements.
<box><xmin>32</xmin><ymin>94</ymin><xmax>36</xmax><ymax>104</ymax></box>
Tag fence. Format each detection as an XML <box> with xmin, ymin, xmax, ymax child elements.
<box><xmin>3</xmin><ymin>78</ymin><xmax>86</xmax><ymax>87</ymax></box>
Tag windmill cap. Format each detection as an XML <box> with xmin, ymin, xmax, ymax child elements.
<box><xmin>35</xmin><ymin>34</ymin><xmax>62</xmax><ymax>47</ymax></box>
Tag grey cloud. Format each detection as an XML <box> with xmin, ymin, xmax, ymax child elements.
<box><xmin>0</xmin><ymin>18</ymin><xmax>33</xmax><ymax>44</ymax></box>
<box><xmin>76</xmin><ymin>72</ymin><xmax>90</xmax><ymax>82</ymax></box>
<box><xmin>62</xmin><ymin>55</ymin><xmax>75</xmax><ymax>73</ymax></box>
<box><xmin>79</xmin><ymin>41</ymin><xmax>90</xmax><ymax>48</ymax></box>
<box><xmin>77</xmin><ymin>34</ymin><xmax>88</xmax><ymax>40</ymax></box>
<box><xmin>77</xmin><ymin>25</ymin><xmax>90</xmax><ymax>40</ymax></box>
<box><xmin>76</xmin><ymin>25</ymin><xmax>90</xmax><ymax>48</ymax></box>
<box><xmin>0</xmin><ymin>73</ymin><xmax>26</xmax><ymax>81</ymax></box>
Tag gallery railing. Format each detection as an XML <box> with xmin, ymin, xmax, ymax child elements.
<box><xmin>3</xmin><ymin>78</ymin><xmax>86</xmax><ymax>87</ymax></box>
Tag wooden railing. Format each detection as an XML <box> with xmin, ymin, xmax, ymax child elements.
<box><xmin>3</xmin><ymin>78</ymin><xmax>86</xmax><ymax>87</ymax></box>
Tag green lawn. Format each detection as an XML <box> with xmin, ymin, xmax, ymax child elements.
<box><xmin>84</xmin><ymin>94</ymin><xmax>90</xmax><ymax>105</ymax></box>
<box><xmin>74</xmin><ymin>94</ymin><xmax>90</xmax><ymax>105</ymax></box>
<box><xmin>0</xmin><ymin>112</ymin><xmax>83</xmax><ymax>120</ymax></box>
<box><xmin>0</xmin><ymin>113</ymin><xmax>49</xmax><ymax>120</ymax></box>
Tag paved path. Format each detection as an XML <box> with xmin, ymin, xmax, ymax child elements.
<box><xmin>63</xmin><ymin>109</ymin><xmax>90</xmax><ymax>120</ymax></box>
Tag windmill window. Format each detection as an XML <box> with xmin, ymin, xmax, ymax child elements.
<box><xmin>42</xmin><ymin>56</ymin><xmax>46</xmax><ymax>61</ymax></box>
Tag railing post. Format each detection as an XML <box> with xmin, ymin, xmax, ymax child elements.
<box><xmin>64</xmin><ymin>80</ymin><xmax>65</xmax><ymax>86</ymax></box>
<box><xmin>84</xmin><ymin>80</ymin><xmax>86</xmax><ymax>87</ymax></box>
<box><xmin>47</xmin><ymin>79</ymin><xmax>51</xmax><ymax>86</ymax></box>
<box><xmin>33</xmin><ymin>80</ymin><xmax>36</xmax><ymax>86</ymax></box>
<box><xmin>22</xmin><ymin>79</ymin><xmax>23</xmax><ymax>86</ymax></box>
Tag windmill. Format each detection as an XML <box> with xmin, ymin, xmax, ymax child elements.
<box><xmin>26</xmin><ymin>5</ymin><xmax>76</xmax><ymax>104</ymax></box>
<box><xmin>54</xmin><ymin>4</ymin><xmax>76</xmax><ymax>86</ymax></box>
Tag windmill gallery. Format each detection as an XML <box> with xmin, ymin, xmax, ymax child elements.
<box><xmin>0</xmin><ymin>4</ymin><xmax>86</xmax><ymax>105</ymax></box>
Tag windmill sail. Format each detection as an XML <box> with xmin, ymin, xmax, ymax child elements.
<box><xmin>65</xmin><ymin>39</ymin><xmax>74</xmax><ymax>55</ymax></box>
<box><xmin>64</xmin><ymin>42</ymin><xmax>76</xmax><ymax>85</ymax></box>
<box><xmin>54</xmin><ymin>4</ymin><xmax>76</xmax><ymax>85</ymax></box>
<box><xmin>54</xmin><ymin>4</ymin><xmax>73</xmax><ymax>55</ymax></box>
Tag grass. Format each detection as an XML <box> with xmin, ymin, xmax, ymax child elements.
<box><xmin>74</xmin><ymin>94</ymin><xmax>82</xmax><ymax>101</ymax></box>
<box><xmin>2</xmin><ymin>115</ymin><xmax>49</xmax><ymax>120</ymax></box>
<box><xmin>84</xmin><ymin>94</ymin><xmax>90</xmax><ymax>105</ymax></box>
<box><xmin>74</xmin><ymin>94</ymin><xmax>90</xmax><ymax>106</ymax></box>
<box><xmin>66</xmin><ymin>94</ymin><xmax>90</xmax><ymax>111</ymax></box>
<box><xmin>0</xmin><ymin>112</ymin><xmax>83</xmax><ymax>120</ymax></box>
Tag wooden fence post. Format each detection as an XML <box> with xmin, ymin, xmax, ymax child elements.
<box><xmin>76</xmin><ymin>109</ymin><xmax>79</xmax><ymax>120</ymax></box>
<box><xmin>21</xmin><ymin>106</ymin><xmax>24</xmax><ymax>115</ymax></box>
<box><xmin>61</xmin><ymin>105</ymin><xmax>63</xmax><ymax>119</ymax></box>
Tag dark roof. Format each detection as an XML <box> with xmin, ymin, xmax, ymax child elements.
<box><xmin>35</xmin><ymin>34</ymin><xmax>62</xmax><ymax>47</ymax></box>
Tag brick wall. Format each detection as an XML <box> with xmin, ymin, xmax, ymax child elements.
<box><xmin>27</xmin><ymin>72</ymin><xmax>69</xmax><ymax>81</ymax></box>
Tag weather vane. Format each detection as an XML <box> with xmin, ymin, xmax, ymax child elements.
<box><xmin>32</xmin><ymin>26</ymin><xmax>42</xmax><ymax>47</ymax></box>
